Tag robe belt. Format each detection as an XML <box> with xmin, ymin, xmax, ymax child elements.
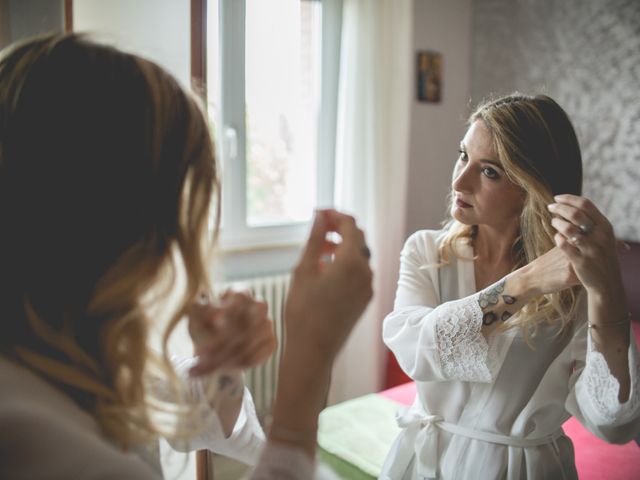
<box><xmin>396</xmin><ymin>407</ymin><xmax>564</xmax><ymax>480</ymax></box>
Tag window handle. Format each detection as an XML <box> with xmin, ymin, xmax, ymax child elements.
<box><xmin>224</xmin><ymin>126</ymin><xmax>238</xmax><ymax>161</ymax></box>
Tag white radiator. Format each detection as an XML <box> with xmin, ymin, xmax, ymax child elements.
<box><xmin>216</xmin><ymin>273</ymin><xmax>290</xmax><ymax>424</ymax></box>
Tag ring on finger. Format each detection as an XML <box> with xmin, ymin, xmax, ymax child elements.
<box><xmin>579</xmin><ymin>222</ymin><xmax>594</xmax><ymax>235</ymax></box>
<box><xmin>361</xmin><ymin>245</ymin><xmax>371</xmax><ymax>260</ymax></box>
<box><xmin>569</xmin><ymin>235</ymin><xmax>581</xmax><ymax>246</ymax></box>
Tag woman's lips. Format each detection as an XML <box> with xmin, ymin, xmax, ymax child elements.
<box><xmin>455</xmin><ymin>198</ymin><xmax>472</xmax><ymax>208</ymax></box>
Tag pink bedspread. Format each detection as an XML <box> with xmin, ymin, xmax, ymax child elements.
<box><xmin>380</xmin><ymin>323</ymin><xmax>640</xmax><ymax>480</ymax></box>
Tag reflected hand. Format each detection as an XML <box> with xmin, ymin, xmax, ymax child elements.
<box><xmin>187</xmin><ymin>291</ymin><xmax>277</xmax><ymax>376</ymax></box>
<box><xmin>285</xmin><ymin>209</ymin><xmax>374</xmax><ymax>362</ymax></box>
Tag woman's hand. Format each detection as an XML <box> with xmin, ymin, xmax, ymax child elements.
<box><xmin>284</xmin><ymin>209</ymin><xmax>374</xmax><ymax>363</ymax></box>
<box><xmin>548</xmin><ymin>194</ymin><xmax>625</xmax><ymax>298</ymax></box>
<box><xmin>187</xmin><ymin>291</ymin><xmax>277</xmax><ymax>376</ymax></box>
<box><xmin>483</xmin><ymin>246</ymin><xmax>579</xmax><ymax>330</ymax></box>
<box><xmin>523</xmin><ymin>245</ymin><xmax>580</xmax><ymax>296</ymax></box>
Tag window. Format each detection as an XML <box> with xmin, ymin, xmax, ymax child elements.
<box><xmin>207</xmin><ymin>0</ymin><xmax>340</xmax><ymax>252</ymax></box>
<box><xmin>68</xmin><ymin>0</ymin><xmax>342</xmax><ymax>271</ymax></box>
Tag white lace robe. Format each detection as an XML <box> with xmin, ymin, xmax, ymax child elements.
<box><xmin>381</xmin><ymin>230</ymin><xmax>640</xmax><ymax>480</ymax></box>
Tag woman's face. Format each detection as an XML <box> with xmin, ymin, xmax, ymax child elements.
<box><xmin>451</xmin><ymin>120</ymin><xmax>524</xmax><ymax>230</ymax></box>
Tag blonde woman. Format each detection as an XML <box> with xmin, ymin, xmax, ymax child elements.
<box><xmin>0</xmin><ymin>35</ymin><xmax>372</xmax><ymax>479</ymax></box>
<box><xmin>381</xmin><ymin>94</ymin><xmax>640</xmax><ymax>479</ymax></box>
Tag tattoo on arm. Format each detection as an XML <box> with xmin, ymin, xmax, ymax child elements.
<box><xmin>503</xmin><ymin>295</ymin><xmax>516</xmax><ymax>304</ymax></box>
<box><xmin>483</xmin><ymin>311</ymin><xmax>498</xmax><ymax>326</ymax></box>
<box><xmin>478</xmin><ymin>279</ymin><xmax>504</xmax><ymax>309</ymax></box>
<box><xmin>478</xmin><ymin>279</ymin><xmax>518</xmax><ymax>326</ymax></box>
<box><xmin>218</xmin><ymin>374</ymin><xmax>243</xmax><ymax>397</ymax></box>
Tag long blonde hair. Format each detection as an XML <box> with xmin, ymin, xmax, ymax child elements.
<box><xmin>440</xmin><ymin>93</ymin><xmax>583</xmax><ymax>336</ymax></box>
<box><xmin>0</xmin><ymin>34</ymin><xmax>220</xmax><ymax>447</ymax></box>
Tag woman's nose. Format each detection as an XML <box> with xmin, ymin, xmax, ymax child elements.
<box><xmin>452</xmin><ymin>163</ymin><xmax>472</xmax><ymax>193</ymax></box>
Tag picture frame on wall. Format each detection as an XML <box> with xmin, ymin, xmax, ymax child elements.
<box><xmin>417</xmin><ymin>50</ymin><xmax>442</xmax><ymax>103</ymax></box>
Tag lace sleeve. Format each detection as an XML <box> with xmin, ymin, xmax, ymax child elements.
<box><xmin>384</xmin><ymin>286</ymin><xmax>501</xmax><ymax>382</ymax></box>
<box><xmin>567</xmin><ymin>320</ymin><xmax>640</xmax><ymax>443</ymax></box>
<box><xmin>434</xmin><ymin>294</ymin><xmax>496</xmax><ymax>382</ymax></box>
<box><xmin>384</xmin><ymin>231</ymin><xmax>500</xmax><ymax>383</ymax></box>
<box><xmin>165</xmin><ymin>357</ymin><xmax>265</xmax><ymax>464</ymax></box>
<box><xmin>578</xmin><ymin>330</ymin><xmax>640</xmax><ymax>426</ymax></box>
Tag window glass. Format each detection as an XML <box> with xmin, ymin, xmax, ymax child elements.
<box><xmin>245</xmin><ymin>0</ymin><xmax>322</xmax><ymax>226</ymax></box>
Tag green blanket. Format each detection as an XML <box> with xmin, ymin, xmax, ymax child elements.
<box><xmin>317</xmin><ymin>394</ymin><xmax>402</xmax><ymax>479</ymax></box>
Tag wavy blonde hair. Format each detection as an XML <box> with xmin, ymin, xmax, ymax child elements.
<box><xmin>0</xmin><ymin>34</ymin><xmax>220</xmax><ymax>448</ymax></box>
<box><xmin>439</xmin><ymin>93</ymin><xmax>584</xmax><ymax>336</ymax></box>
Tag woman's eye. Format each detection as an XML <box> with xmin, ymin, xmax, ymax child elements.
<box><xmin>482</xmin><ymin>167</ymin><xmax>499</xmax><ymax>179</ymax></box>
<box><xmin>457</xmin><ymin>150</ymin><xmax>468</xmax><ymax>162</ymax></box>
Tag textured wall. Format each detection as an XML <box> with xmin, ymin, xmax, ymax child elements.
<box><xmin>471</xmin><ymin>0</ymin><xmax>640</xmax><ymax>241</ymax></box>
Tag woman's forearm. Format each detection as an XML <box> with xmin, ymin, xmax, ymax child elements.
<box><xmin>268</xmin><ymin>344</ymin><xmax>332</xmax><ymax>458</ymax></box>
<box><xmin>586</xmin><ymin>287</ymin><xmax>631</xmax><ymax>402</ymax></box>
<box><xmin>210</xmin><ymin>370</ymin><xmax>246</xmax><ymax>437</ymax></box>
<box><xmin>477</xmin><ymin>266</ymin><xmax>539</xmax><ymax>332</ymax></box>
<box><xmin>486</xmin><ymin>266</ymin><xmax>632</xmax><ymax>402</ymax></box>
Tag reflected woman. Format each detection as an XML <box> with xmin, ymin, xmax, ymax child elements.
<box><xmin>381</xmin><ymin>94</ymin><xmax>640</xmax><ymax>479</ymax></box>
<box><xmin>0</xmin><ymin>34</ymin><xmax>372</xmax><ymax>479</ymax></box>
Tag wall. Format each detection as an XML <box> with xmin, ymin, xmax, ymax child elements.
<box><xmin>73</xmin><ymin>0</ymin><xmax>190</xmax><ymax>88</ymax></box>
<box><xmin>471</xmin><ymin>0</ymin><xmax>640</xmax><ymax>241</ymax></box>
<box><xmin>405</xmin><ymin>0</ymin><xmax>473</xmax><ymax>238</ymax></box>
<box><xmin>0</xmin><ymin>0</ymin><xmax>64</xmax><ymax>49</ymax></box>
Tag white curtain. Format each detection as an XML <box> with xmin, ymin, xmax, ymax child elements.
<box><xmin>328</xmin><ymin>0</ymin><xmax>414</xmax><ymax>403</ymax></box>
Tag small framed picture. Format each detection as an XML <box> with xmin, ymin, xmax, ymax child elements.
<box><xmin>416</xmin><ymin>51</ymin><xmax>442</xmax><ymax>103</ymax></box>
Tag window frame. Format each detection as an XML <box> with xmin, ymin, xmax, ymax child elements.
<box><xmin>210</xmin><ymin>0</ymin><xmax>341</xmax><ymax>253</ymax></box>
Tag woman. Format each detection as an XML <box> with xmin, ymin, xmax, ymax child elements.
<box><xmin>381</xmin><ymin>93</ymin><xmax>639</xmax><ymax>479</ymax></box>
<box><xmin>0</xmin><ymin>34</ymin><xmax>372</xmax><ymax>479</ymax></box>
